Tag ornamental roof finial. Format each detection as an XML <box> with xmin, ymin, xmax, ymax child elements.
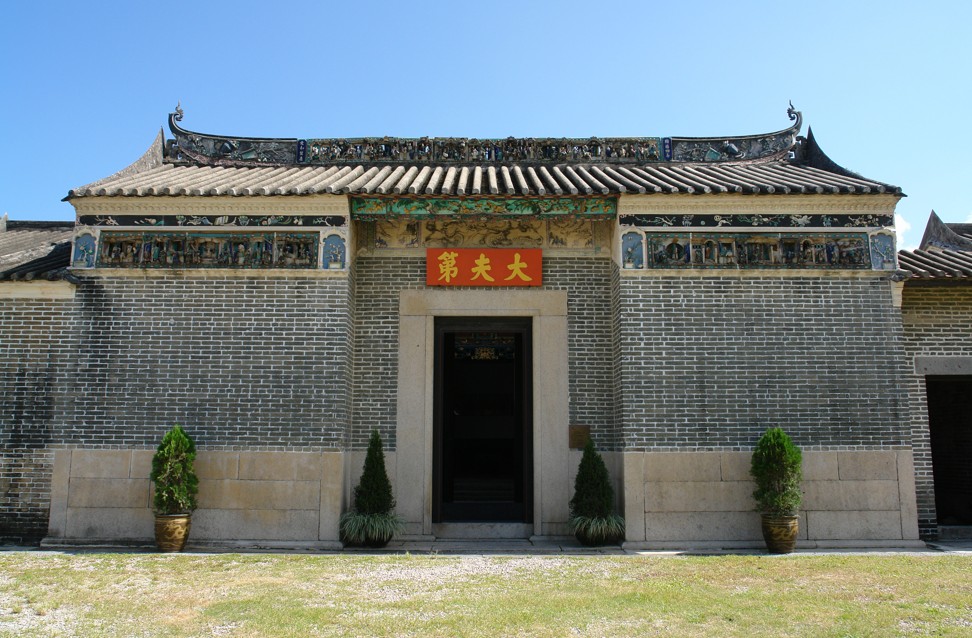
<box><xmin>173</xmin><ymin>102</ymin><xmax>184</xmax><ymax>122</ymax></box>
<box><xmin>787</xmin><ymin>100</ymin><xmax>799</xmax><ymax>121</ymax></box>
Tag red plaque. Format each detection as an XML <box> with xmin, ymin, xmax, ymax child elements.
<box><xmin>426</xmin><ymin>248</ymin><xmax>542</xmax><ymax>287</ymax></box>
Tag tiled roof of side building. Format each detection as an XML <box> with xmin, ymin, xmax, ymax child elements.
<box><xmin>0</xmin><ymin>242</ymin><xmax>75</xmax><ymax>283</ymax></box>
<box><xmin>0</xmin><ymin>218</ymin><xmax>75</xmax><ymax>277</ymax></box>
<box><xmin>897</xmin><ymin>212</ymin><xmax>972</xmax><ymax>280</ymax></box>
<box><xmin>66</xmin><ymin>106</ymin><xmax>902</xmax><ymax>200</ymax></box>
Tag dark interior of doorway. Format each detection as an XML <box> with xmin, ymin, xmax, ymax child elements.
<box><xmin>926</xmin><ymin>375</ymin><xmax>972</xmax><ymax>526</ymax></box>
<box><xmin>434</xmin><ymin>317</ymin><xmax>532</xmax><ymax>523</ymax></box>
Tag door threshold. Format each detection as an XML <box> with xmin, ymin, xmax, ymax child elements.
<box><xmin>433</xmin><ymin>522</ymin><xmax>533</xmax><ymax>539</ymax></box>
<box><xmin>938</xmin><ymin>525</ymin><xmax>972</xmax><ymax>540</ymax></box>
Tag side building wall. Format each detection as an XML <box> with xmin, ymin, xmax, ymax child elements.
<box><xmin>900</xmin><ymin>284</ymin><xmax>972</xmax><ymax>538</ymax></box>
<box><xmin>619</xmin><ymin>274</ymin><xmax>919</xmax><ymax>547</ymax></box>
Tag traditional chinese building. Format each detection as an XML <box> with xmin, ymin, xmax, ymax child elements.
<box><xmin>2</xmin><ymin>105</ymin><xmax>941</xmax><ymax>547</ymax></box>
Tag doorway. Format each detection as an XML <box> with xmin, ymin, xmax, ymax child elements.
<box><xmin>926</xmin><ymin>375</ymin><xmax>972</xmax><ymax>527</ymax></box>
<box><xmin>434</xmin><ymin>317</ymin><xmax>533</xmax><ymax>522</ymax></box>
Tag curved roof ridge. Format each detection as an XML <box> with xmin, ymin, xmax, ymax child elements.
<box><xmin>165</xmin><ymin>104</ymin><xmax>802</xmax><ymax>168</ymax></box>
<box><xmin>795</xmin><ymin>128</ymin><xmax>903</xmax><ymax>195</ymax></box>
<box><xmin>66</xmin><ymin>129</ymin><xmax>165</xmax><ymax>200</ymax></box>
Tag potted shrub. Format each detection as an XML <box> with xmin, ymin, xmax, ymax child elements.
<box><xmin>340</xmin><ymin>430</ymin><xmax>404</xmax><ymax>548</ymax></box>
<box><xmin>149</xmin><ymin>425</ymin><xmax>199</xmax><ymax>552</ymax></box>
<box><xmin>750</xmin><ymin>427</ymin><xmax>803</xmax><ymax>553</ymax></box>
<box><xmin>568</xmin><ymin>439</ymin><xmax>625</xmax><ymax>546</ymax></box>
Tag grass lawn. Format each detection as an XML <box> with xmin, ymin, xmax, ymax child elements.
<box><xmin>1</xmin><ymin>551</ymin><xmax>970</xmax><ymax>637</ymax></box>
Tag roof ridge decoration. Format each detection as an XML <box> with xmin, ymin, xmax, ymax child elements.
<box><xmin>919</xmin><ymin>210</ymin><xmax>972</xmax><ymax>252</ymax></box>
<box><xmin>167</xmin><ymin>104</ymin><xmax>803</xmax><ymax>168</ymax></box>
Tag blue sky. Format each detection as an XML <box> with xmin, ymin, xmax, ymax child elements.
<box><xmin>2</xmin><ymin>0</ymin><xmax>969</xmax><ymax>249</ymax></box>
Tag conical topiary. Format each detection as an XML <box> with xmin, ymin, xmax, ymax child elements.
<box><xmin>568</xmin><ymin>439</ymin><xmax>625</xmax><ymax>546</ymax></box>
<box><xmin>340</xmin><ymin>430</ymin><xmax>404</xmax><ymax>547</ymax></box>
<box><xmin>149</xmin><ymin>425</ymin><xmax>198</xmax><ymax>515</ymax></box>
<box><xmin>750</xmin><ymin>427</ymin><xmax>803</xmax><ymax>516</ymax></box>
<box><xmin>354</xmin><ymin>430</ymin><xmax>395</xmax><ymax>515</ymax></box>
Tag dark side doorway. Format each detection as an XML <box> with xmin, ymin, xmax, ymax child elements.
<box><xmin>926</xmin><ymin>375</ymin><xmax>972</xmax><ymax>527</ymax></box>
<box><xmin>433</xmin><ymin>317</ymin><xmax>533</xmax><ymax>523</ymax></box>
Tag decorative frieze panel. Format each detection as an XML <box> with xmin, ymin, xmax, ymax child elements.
<box><xmin>352</xmin><ymin>197</ymin><xmax>616</xmax><ymax>221</ymax></box>
<box><xmin>305</xmin><ymin>137</ymin><xmax>670</xmax><ymax>164</ymax></box>
<box><xmin>93</xmin><ymin>231</ymin><xmax>328</xmax><ymax>269</ymax></box>
<box><xmin>619</xmin><ymin>213</ymin><xmax>894</xmax><ymax>229</ymax></box>
<box><xmin>375</xmin><ymin>218</ymin><xmax>594</xmax><ymax>250</ymax></box>
<box><xmin>78</xmin><ymin>214</ymin><xmax>347</xmax><ymax>228</ymax></box>
<box><xmin>620</xmin><ymin>231</ymin><xmax>896</xmax><ymax>270</ymax></box>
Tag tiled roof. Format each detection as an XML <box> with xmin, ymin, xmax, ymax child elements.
<box><xmin>0</xmin><ymin>220</ymin><xmax>75</xmax><ymax>272</ymax></box>
<box><xmin>0</xmin><ymin>242</ymin><xmax>74</xmax><ymax>282</ymax></box>
<box><xmin>898</xmin><ymin>248</ymin><xmax>972</xmax><ymax>280</ymax></box>
<box><xmin>66</xmin><ymin>107</ymin><xmax>902</xmax><ymax>201</ymax></box>
<box><xmin>67</xmin><ymin>159</ymin><xmax>899</xmax><ymax>198</ymax></box>
<box><xmin>898</xmin><ymin>213</ymin><xmax>972</xmax><ymax>281</ymax></box>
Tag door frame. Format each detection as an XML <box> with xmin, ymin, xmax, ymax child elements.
<box><xmin>396</xmin><ymin>289</ymin><xmax>569</xmax><ymax>539</ymax></box>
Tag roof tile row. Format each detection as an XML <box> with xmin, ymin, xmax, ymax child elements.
<box><xmin>69</xmin><ymin>160</ymin><xmax>897</xmax><ymax>199</ymax></box>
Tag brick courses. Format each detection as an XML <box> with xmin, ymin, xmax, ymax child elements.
<box><xmin>63</xmin><ymin>276</ymin><xmax>354</xmax><ymax>450</ymax></box>
<box><xmin>617</xmin><ymin>275</ymin><xmax>910</xmax><ymax>451</ymax></box>
<box><xmin>0</xmin><ymin>298</ymin><xmax>72</xmax><ymax>542</ymax></box>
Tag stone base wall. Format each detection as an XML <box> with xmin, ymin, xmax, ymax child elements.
<box><xmin>45</xmin><ymin>449</ymin><xmax>345</xmax><ymax>547</ymax></box>
<box><xmin>622</xmin><ymin>450</ymin><xmax>920</xmax><ymax>548</ymax></box>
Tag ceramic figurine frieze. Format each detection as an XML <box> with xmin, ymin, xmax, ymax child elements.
<box><xmin>624</xmin><ymin>232</ymin><xmax>872</xmax><ymax>269</ymax></box>
<box><xmin>96</xmin><ymin>231</ymin><xmax>319</xmax><ymax>269</ymax></box>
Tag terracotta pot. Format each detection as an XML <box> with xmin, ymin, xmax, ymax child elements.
<box><xmin>154</xmin><ymin>514</ymin><xmax>192</xmax><ymax>552</ymax></box>
<box><xmin>761</xmin><ymin>514</ymin><xmax>799</xmax><ymax>553</ymax></box>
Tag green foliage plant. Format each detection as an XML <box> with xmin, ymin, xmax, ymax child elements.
<box><xmin>149</xmin><ymin>425</ymin><xmax>199</xmax><ymax>515</ymax></box>
<box><xmin>340</xmin><ymin>430</ymin><xmax>404</xmax><ymax>547</ymax></box>
<box><xmin>568</xmin><ymin>439</ymin><xmax>625</xmax><ymax>546</ymax></box>
<box><xmin>750</xmin><ymin>427</ymin><xmax>803</xmax><ymax>516</ymax></box>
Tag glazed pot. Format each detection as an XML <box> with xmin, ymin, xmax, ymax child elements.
<box><xmin>154</xmin><ymin>513</ymin><xmax>192</xmax><ymax>552</ymax></box>
<box><xmin>760</xmin><ymin>514</ymin><xmax>799</xmax><ymax>554</ymax></box>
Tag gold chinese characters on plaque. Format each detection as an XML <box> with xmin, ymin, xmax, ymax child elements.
<box><xmin>426</xmin><ymin>248</ymin><xmax>542</xmax><ymax>287</ymax></box>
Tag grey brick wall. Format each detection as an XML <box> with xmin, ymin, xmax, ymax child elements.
<box><xmin>617</xmin><ymin>275</ymin><xmax>910</xmax><ymax>451</ymax></box>
<box><xmin>901</xmin><ymin>284</ymin><xmax>972</xmax><ymax>538</ymax></box>
<box><xmin>0</xmin><ymin>298</ymin><xmax>73</xmax><ymax>542</ymax></box>
<box><xmin>64</xmin><ymin>276</ymin><xmax>354</xmax><ymax>450</ymax></box>
<box><xmin>351</xmin><ymin>255</ymin><xmax>619</xmax><ymax>450</ymax></box>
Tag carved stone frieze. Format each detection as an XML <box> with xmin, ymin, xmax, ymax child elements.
<box><xmin>375</xmin><ymin>218</ymin><xmax>594</xmax><ymax>249</ymax></box>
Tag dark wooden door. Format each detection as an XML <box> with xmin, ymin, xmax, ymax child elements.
<box><xmin>434</xmin><ymin>317</ymin><xmax>532</xmax><ymax>522</ymax></box>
